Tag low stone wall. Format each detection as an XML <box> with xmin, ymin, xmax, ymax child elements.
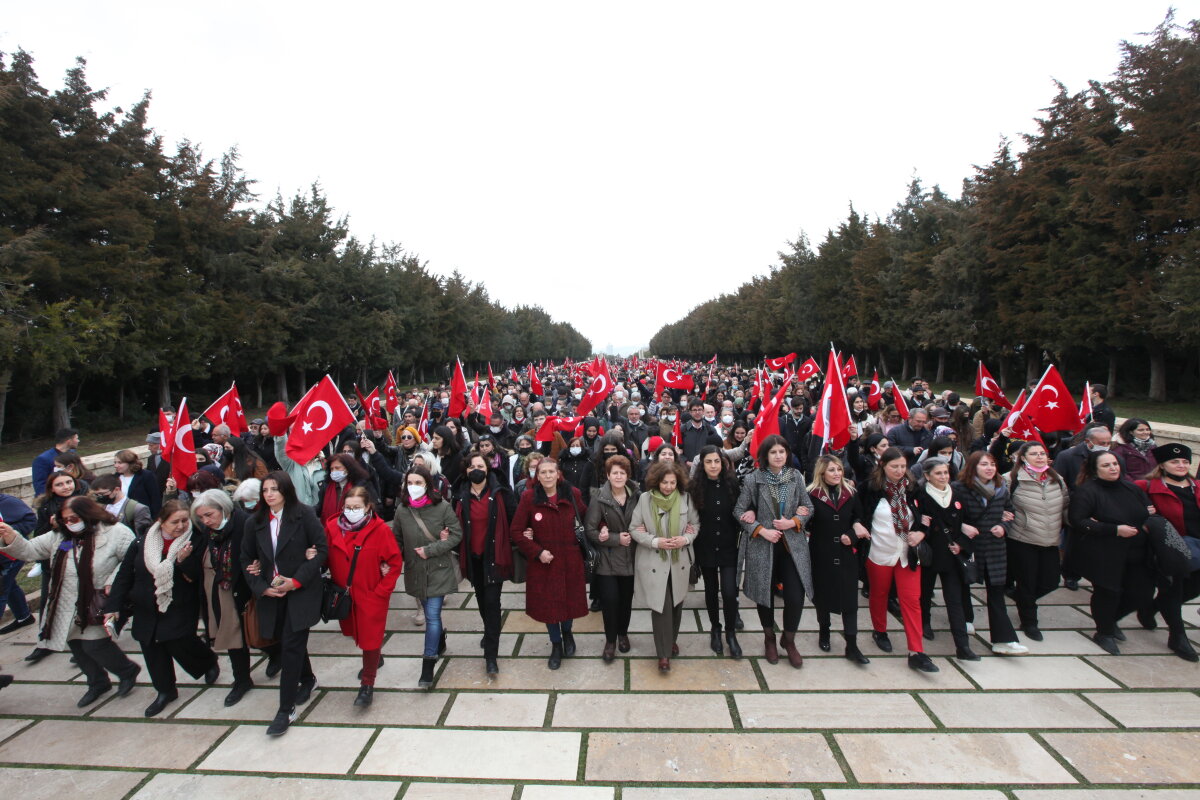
<box><xmin>0</xmin><ymin>445</ymin><xmax>151</xmax><ymax>504</ymax></box>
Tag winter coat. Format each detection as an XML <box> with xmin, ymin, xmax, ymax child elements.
<box><xmin>198</xmin><ymin>507</ymin><xmax>253</xmax><ymax>641</ymax></box>
<box><xmin>0</xmin><ymin>523</ymin><xmax>135</xmax><ymax>651</ymax></box>
<box><xmin>1112</xmin><ymin>442</ymin><xmax>1157</xmax><ymax>482</ymax></box>
<box><xmin>512</xmin><ymin>482</ymin><xmax>588</xmax><ymax>624</ymax></box>
<box><xmin>953</xmin><ymin>480</ymin><xmax>1011</xmax><ymax>586</ymax></box>
<box><xmin>1007</xmin><ymin>469</ymin><xmax>1069</xmax><ymax>548</ymax></box>
<box><xmin>912</xmin><ymin>485</ymin><xmax>973</xmax><ymax>574</ymax></box>
<box><xmin>240</xmin><ymin>504</ymin><xmax>328</xmax><ymax>633</ymax></box>
<box><xmin>735</xmin><ymin>468</ymin><xmax>815</xmax><ymax>607</ymax></box>
<box><xmin>889</xmin><ymin>423</ymin><xmax>933</xmax><ymax>464</ymax></box>
<box><xmin>106</xmin><ymin>524</ymin><xmax>207</xmax><ymax>644</ymax></box>
<box><xmin>273</xmin><ymin>434</ymin><xmax>320</xmax><ymax>507</ymax></box>
<box><xmin>325</xmin><ymin>514</ymin><xmax>402</xmax><ymax>650</ymax></box>
<box><xmin>692</xmin><ymin>477</ymin><xmax>741</xmax><ymax>569</ymax></box>
<box><xmin>558</xmin><ymin>452</ymin><xmax>595</xmax><ymax>504</ymax></box>
<box><xmin>629</xmin><ymin>491</ymin><xmax>699</xmax><ymax>612</ymax></box>
<box><xmin>1137</xmin><ymin>478</ymin><xmax>1200</xmax><ymax>540</ymax></box>
<box><xmin>1068</xmin><ymin>478</ymin><xmax>1151</xmax><ymax>591</ymax></box>
<box><xmin>453</xmin><ymin>478</ymin><xmax>517</xmax><ymax>586</ymax></box>
<box><xmin>393</xmin><ymin>500</ymin><xmax>463</xmax><ymax>599</ymax></box>
<box><xmin>125</xmin><ymin>469</ymin><xmax>163</xmax><ymax>517</ymax></box>
<box><xmin>807</xmin><ymin>487</ymin><xmax>865</xmax><ymax>612</ymax></box>
<box><xmin>584</xmin><ymin>482</ymin><xmax>641</xmax><ymax>576</ymax></box>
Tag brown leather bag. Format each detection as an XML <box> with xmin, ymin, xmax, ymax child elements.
<box><xmin>241</xmin><ymin>597</ymin><xmax>278</xmax><ymax>649</ymax></box>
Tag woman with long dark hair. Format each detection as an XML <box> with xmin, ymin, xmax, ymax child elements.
<box><xmin>689</xmin><ymin>446</ymin><xmax>743</xmax><ymax>658</ymax></box>
<box><xmin>585</xmin><ymin>454</ymin><xmax>641</xmax><ymax>662</ymax></box>
<box><xmin>1112</xmin><ymin>418</ymin><xmax>1158</xmax><ymax>481</ymax></box>
<box><xmin>223</xmin><ymin>436</ymin><xmax>270</xmax><ymax>485</ymax></box>
<box><xmin>913</xmin><ymin>457</ymin><xmax>978</xmax><ymax>661</ymax></box>
<box><xmin>315</xmin><ymin>452</ymin><xmax>379</xmax><ymax>524</ymax></box>
<box><xmin>430</xmin><ymin>425</ymin><xmax>464</xmax><ymax>486</ymax></box>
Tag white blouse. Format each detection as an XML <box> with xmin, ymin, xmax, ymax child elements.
<box><xmin>868</xmin><ymin>496</ymin><xmax>908</xmax><ymax>568</ymax></box>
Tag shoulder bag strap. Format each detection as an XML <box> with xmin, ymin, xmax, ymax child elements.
<box><xmin>408</xmin><ymin>507</ymin><xmax>438</xmax><ymax>543</ymax></box>
<box><xmin>345</xmin><ymin>545</ymin><xmax>362</xmax><ymax>587</ymax></box>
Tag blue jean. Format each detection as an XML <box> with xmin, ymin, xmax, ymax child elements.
<box><xmin>546</xmin><ymin>619</ymin><xmax>573</xmax><ymax>644</ymax></box>
<box><xmin>421</xmin><ymin>596</ymin><xmax>444</xmax><ymax>658</ymax></box>
<box><xmin>0</xmin><ymin>558</ymin><xmax>30</xmax><ymax>622</ymax></box>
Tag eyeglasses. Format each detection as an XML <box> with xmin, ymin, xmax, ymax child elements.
<box><xmin>400</xmin><ymin>435</ymin><xmax>415</xmax><ymax>440</ymax></box>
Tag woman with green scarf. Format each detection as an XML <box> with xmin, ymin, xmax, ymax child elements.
<box><xmin>630</xmin><ymin>460</ymin><xmax>699</xmax><ymax>673</ymax></box>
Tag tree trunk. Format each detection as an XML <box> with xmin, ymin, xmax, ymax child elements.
<box><xmin>118</xmin><ymin>379</ymin><xmax>125</xmax><ymax>420</ymax></box>
<box><xmin>1025</xmin><ymin>348</ymin><xmax>1040</xmax><ymax>385</ymax></box>
<box><xmin>877</xmin><ymin>349</ymin><xmax>889</xmax><ymax>377</ymax></box>
<box><xmin>53</xmin><ymin>380</ymin><xmax>70</xmax><ymax>430</ymax></box>
<box><xmin>1107</xmin><ymin>354</ymin><xmax>1118</xmax><ymax>398</ymax></box>
<box><xmin>157</xmin><ymin>366</ymin><xmax>171</xmax><ymax>411</ymax></box>
<box><xmin>255</xmin><ymin>376</ymin><xmax>263</xmax><ymax>408</ymax></box>
<box><xmin>998</xmin><ymin>356</ymin><xmax>1009</xmax><ymax>391</ymax></box>
<box><xmin>935</xmin><ymin>349</ymin><xmax>946</xmax><ymax>384</ymax></box>
<box><xmin>0</xmin><ymin>368</ymin><xmax>11</xmax><ymax>446</ymax></box>
<box><xmin>1148</xmin><ymin>343</ymin><xmax>1167</xmax><ymax>402</ymax></box>
<box><xmin>901</xmin><ymin>351</ymin><xmax>910</xmax><ymax>381</ymax></box>
<box><xmin>297</xmin><ymin>369</ymin><xmax>308</xmax><ymax>399</ymax></box>
<box><xmin>275</xmin><ymin>371</ymin><xmax>290</xmax><ymax>407</ymax></box>
<box><xmin>914</xmin><ymin>351</ymin><xmax>925</xmax><ymax>380</ymax></box>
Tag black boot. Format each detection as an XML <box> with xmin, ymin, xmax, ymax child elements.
<box><xmin>725</xmin><ymin>632</ymin><xmax>742</xmax><ymax>659</ymax></box>
<box><xmin>354</xmin><ymin>685</ymin><xmax>374</xmax><ymax>706</ymax></box>
<box><xmin>818</xmin><ymin>626</ymin><xmax>831</xmax><ymax>652</ymax></box>
<box><xmin>144</xmin><ymin>691</ymin><xmax>177</xmax><ymax>717</ymax></box>
<box><xmin>562</xmin><ymin>632</ymin><xmax>576</xmax><ymax>658</ymax></box>
<box><xmin>548</xmin><ymin>641</ymin><xmax>563</xmax><ymax>670</ymax></box>
<box><xmin>845</xmin><ymin>639</ymin><xmax>870</xmax><ymax>665</ymax></box>
<box><xmin>1168</xmin><ymin>631</ymin><xmax>1199</xmax><ymax>663</ymax></box>
<box><xmin>418</xmin><ymin>657</ymin><xmax>436</xmax><ymax>689</ymax></box>
<box><xmin>438</xmin><ymin>629</ymin><xmax>448</xmax><ymax>656</ymax></box>
<box><xmin>710</xmin><ymin>623</ymin><xmax>723</xmax><ymax>655</ymax></box>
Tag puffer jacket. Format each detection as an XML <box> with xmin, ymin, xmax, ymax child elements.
<box><xmin>585</xmin><ymin>481</ymin><xmax>641</xmax><ymax>576</ymax></box>
<box><xmin>1007</xmin><ymin>468</ymin><xmax>1069</xmax><ymax>548</ymax></box>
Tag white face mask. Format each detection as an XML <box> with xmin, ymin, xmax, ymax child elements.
<box><xmin>242</xmin><ymin>500</ymin><xmax>257</xmax><ymax>510</ymax></box>
<box><xmin>529</xmin><ymin>468</ymin><xmax>538</xmax><ymax>478</ymax></box>
<box><xmin>489</xmin><ymin>425</ymin><xmax>503</xmax><ymax>433</ymax></box>
<box><xmin>721</xmin><ymin>415</ymin><xmax>733</xmax><ymax>425</ymax></box>
<box><xmin>216</xmin><ymin>516</ymin><xmax>228</xmax><ymax>530</ymax></box>
<box><xmin>1088</xmin><ymin>444</ymin><xmax>1110</xmax><ymax>453</ymax></box>
<box><xmin>569</xmin><ymin>446</ymin><xmax>582</xmax><ymax>457</ymax></box>
<box><xmin>704</xmin><ymin>416</ymin><xmax>716</xmax><ymax>423</ymax></box>
<box><xmin>665</xmin><ymin>414</ymin><xmax>676</xmax><ymax>423</ymax></box>
<box><xmin>343</xmin><ymin>508</ymin><xmax>367</xmax><ymax>524</ymax></box>
<box><xmin>330</xmin><ymin>470</ymin><xmax>347</xmax><ymax>483</ymax></box>
<box><xmin>408</xmin><ymin>485</ymin><xmax>426</xmax><ymax>500</ymax></box>
<box><xmin>66</xmin><ymin>520</ymin><xmax>86</xmax><ymax>533</ymax></box>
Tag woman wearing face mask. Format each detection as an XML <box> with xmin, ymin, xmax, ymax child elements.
<box><xmin>315</xmin><ymin>453</ymin><xmax>379</xmax><ymax>525</ymax></box>
<box><xmin>231</xmin><ymin>479</ymin><xmax>262</xmax><ymax>516</ymax></box>
<box><xmin>1</xmin><ymin>496</ymin><xmax>140</xmax><ymax>705</ymax></box>
<box><xmin>474</xmin><ymin>436</ymin><xmax>511</xmax><ymax>488</ymax></box>
<box><xmin>105</xmin><ymin>501</ymin><xmax>220</xmax><ymax>717</ymax></box>
<box><xmin>1069</xmin><ymin>451</ymin><xmax>1156</xmax><ymax>655</ymax></box>
<box><xmin>1005</xmin><ymin>441</ymin><xmax>1070</xmax><ymax>641</ymax></box>
<box><xmin>190</xmin><ymin>489</ymin><xmax>262</xmax><ymax>706</ymax></box>
<box><xmin>509</xmin><ymin>435</ymin><xmax>537</xmax><ymax>489</ymax></box>
<box><xmin>721</xmin><ymin>422</ymin><xmax>753</xmax><ymax>478</ymax></box>
<box><xmin>631</xmin><ymin>460</ymin><xmax>698</xmax><ymax>672</ymax></box>
<box><xmin>514</xmin><ymin>451</ymin><xmax>545</xmax><ymax>498</ymax></box>
<box><xmin>325</xmin><ymin>486</ymin><xmax>402</xmax><ymax>705</ymax></box>
<box><xmin>453</xmin><ymin>453</ymin><xmax>515</xmax><ymax>677</ymax></box>
<box><xmin>394</xmin><ymin>465</ymin><xmax>463</xmax><ymax>689</ymax></box>
<box><xmin>689</xmin><ymin>447</ymin><xmax>743</xmax><ymax>658</ymax></box>
<box><xmin>429</xmin><ymin>426</ymin><xmax>465</xmax><ymax>486</ymax></box>
<box><xmin>558</xmin><ymin>436</ymin><xmax>595</xmax><ymax>504</ymax></box>
<box><xmin>508</xmin><ymin>407</ymin><xmax>528</xmax><ymax>441</ymax></box>
<box><xmin>859</xmin><ymin>448</ymin><xmax>937</xmax><ymax>672</ymax></box>
<box><xmin>586</xmin><ymin>454</ymin><xmax>641</xmax><ymax>662</ymax></box>
<box><xmin>28</xmin><ymin>471</ymin><xmax>87</xmax><ymax>633</ymax></box>
<box><xmin>954</xmin><ymin>453</ymin><xmax>1029</xmax><ymax>655</ymax></box>
<box><xmin>735</xmin><ymin>435</ymin><xmax>815</xmax><ymax>669</ymax></box>
<box><xmin>1113</xmin><ymin>418</ymin><xmax>1158</xmax><ymax>481</ymax></box>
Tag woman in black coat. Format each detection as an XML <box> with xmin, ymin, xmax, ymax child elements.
<box><xmin>954</xmin><ymin>452</ymin><xmax>1028</xmax><ymax>655</ymax></box>
<box><xmin>558</xmin><ymin>436</ymin><xmax>595</xmax><ymax>504</ymax></box>
<box><xmin>105</xmin><ymin>500</ymin><xmax>219</xmax><ymax>717</ymax></box>
<box><xmin>1068</xmin><ymin>450</ymin><xmax>1155</xmax><ymax>655</ymax></box>
<box><xmin>688</xmin><ymin>446</ymin><xmax>742</xmax><ymax>658</ymax></box>
<box><xmin>806</xmin><ymin>455</ymin><xmax>871</xmax><ymax>664</ymax></box>
<box><xmin>912</xmin><ymin>457</ymin><xmax>979</xmax><ymax>661</ymax></box>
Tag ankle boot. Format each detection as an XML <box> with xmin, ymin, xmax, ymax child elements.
<box><xmin>763</xmin><ymin>631</ymin><xmax>779</xmax><ymax>664</ymax></box>
<box><xmin>780</xmin><ymin>631</ymin><xmax>803</xmax><ymax>669</ymax></box>
<box><xmin>548</xmin><ymin>641</ymin><xmax>563</xmax><ymax>670</ymax></box>
<box><xmin>844</xmin><ymin>638</ymin><xmax>870</xmax><ymax>665</ymax></box>
<box><xmin>417</xmin><ymin>657</ymin><xmax>436</xmax><ymax>689</ymax></box>
<box><xmin>710</xmin><ymin>623</ymin><xmax>723</xmax><ymax>655</ymax></box>
<box><xmin>818</xmin><ymin>626</ymin><xmax>831</xmax><ymax>652</ymax></box>
<box><xmin>438</xmin><ymin>629</ymin><xmax>448</xmax><ymax>656</ymax></box>
<box><xmin>725</xmin><ymin>632</ymin><xmax>743</xmax><ymax>659</ymax></box>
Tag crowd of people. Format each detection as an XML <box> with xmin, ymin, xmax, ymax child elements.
<box><xmin>1</xmin><ymin>359</ymin><xmax>1197</xmax><ymax>735</ymax></box>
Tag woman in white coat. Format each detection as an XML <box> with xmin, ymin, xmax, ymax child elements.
<box><xmin>630</xmin><ymin>460</ymin><xmax>699</xmax><ymax>673</ymax></box>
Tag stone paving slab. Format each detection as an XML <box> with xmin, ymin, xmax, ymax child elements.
<box><xmin>825</xmin><ymin>792</ymin><xmax>1008</xmax><ymax>800</ymax></box>
<box><xmin>1083</xmin><ymin>655</ymin><xmax>1200</xmax><ymax>688</ymax></box>
<box><xmin>132</xmin><ymin>773</ymin><xmax>404</xmax><ymax>799</ymax></box>
<box><xmin>436</xmin><ymin>656</ymin><xmax>624</xmax><ymax>691</ymax></box>
<box><xmin>0</xmin><ymin>682</ymin><xmax>95</xmax><ymax>716</ymax></box>
<box><xmin>0</xmin><ymin>719</ymin><xmax>227</xmax><ymax>769</ymax></box>
<box><xmin>0</xmin><ymin>717</ymin><xmax>33</xmax><ymax>742</ymax></box>
<box><xmin>443</xmin><ymin>691</ymin><xmax>549</xmax><ymax>727</ymax></box>
<box><xmin>920</xmin><ymin>692</ymin><xmax>1114</xmax><ymax>729</ymax></box>
<box><xmin>384</xmin><ymin>631</ymin><xmax>519</xmax><ymax>657</ymax></box>
<box><xmin>357</xmin><ymin>728</ymin><xmax>581</xmax><ymax>780</ymax></box>
<box><xmin>521</xmin><ymin>786</ymin><xmax>614</xmax><ymax>800</ymax></box>
<box><xmin>88</xmin><ymin>685</ymin><xmax>203</xmax><ymax>718</ymax></box>
<box><xmin>836</xmin><ymin>732</ymin><xmax>1075</xmax><ymax>784</ymax></box>
<box><xmin>1011</xmin><ymin>630</ymin><xmax>1109</xmax><ymax>655</ymax></box>
<box><xmin>304</xmin><ymin>655</ymin><xmax>427</xmax><ymax>689</ymax></box>
<box><xmin>736</xmin><ymin>692</ymin><xmax>934</xmax><ymax>729</ymax></box>
<box><xmin>761</xmin><ymin>655</ymin><xmax>972</xmax><ymax>690</ymax></box>
<box><xmin>953</xmin><ymin>655</ymin><xmax>1120</xmax><ymax>690</ymax></box>
<box><xmin>628</xmin><ymin>656</ymin><xmax>759</xmax><ymax>690</ymax></box>
<box><xmin>402</xmin><ymin>784</ymin><xmax>514</xmax><ymax>800</ymax></box>
<box><xmin>585</xmin><ymin>731</ymin><xmax>844</xmax><ymax>783</ymax></box>
<box><xmin>170</xmin><ymin>686</ymin><xmax>283</xmax><ymax>721</ymax></box>
<box><xmin>623</xmin><ymin>791</ymin><xmax>813</xmax><ymax>800</ymax></box>
<box><xmin>1041</xmin><ymin>731</ymin><xmax>1200</xmax><ymax>784</ymax></box>
<box><xmin>1016</xmin><ymin>792</ymin><xmax>1200</xmax><ymax>799</ymax></box>
<box><xmin>1083</xmin><ymin>691</ymin><xmax>1200</xmax><ymax>727</ymax></box>
<box><xmin>552</xmin><ymin>692</ymin><xmax>734</xmax><ymax>728</ymax></box>
<box><xmin>199</xmin><ymin>723</ymin><xmax>376</xmax><ymax>775</ymax></box>
<box><xmin>0</xmin><ymin>766</ymin><xmax>148</xmax><ymax>800</ymax></box>
<box><xmin>304</xmin><ymin>689</ymin><xmax>447</xmax><ymax>725</ymax></box>
<box><xmin>5</xmin><ymin>653</ymin><xmax>83</xmax><ymax>682</ymax></box>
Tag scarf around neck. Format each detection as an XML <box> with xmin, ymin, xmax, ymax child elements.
<box><xmin>925</xmin><ymin>482</ymin><xmax>953</xmax><ymax>509</ymax></box>
<box><xmin>885</xmin><ymin>477</ymin><xmax>913</xmax><ymax>536</ymax></box>
<box><xmin>145</xmin><ymin>522</ymin><xmax>192</xmax><ymax>613</ymax></box>
<box><xmin>1130</xmin><ymin>436</ymin><xmax>1156</xmax><ymax>454</ymax></box>
<box><xmin>764</xmin><ymin>466</ymin><xmax>796</xmax><ymax>515</ymax></box>
<box><xmin>650</xmin><ymin>490</ymin><xmax>681</xmax><ymax>562</ymax></box>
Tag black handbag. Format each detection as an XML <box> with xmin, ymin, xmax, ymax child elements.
<box><xmin>574</xmin><ymin>512</ymin><xmax>597</xmax><ymax>582</ymax></box>
<box><xmin>956</xmin><ymin>551</ymin><xmax>980</xmax><ymax>584</ymax></box>
<box><xmin>1145</xmin><ymin>515</ymin><xmax>1192</xmax><ymax>577</ymax></box>
<box><xmin>320</xmin><ymin>545</ymin><xmax>361</xmax><ymax>623</ymax></box>
<box><xmin>906</xmin><ymin>539</ymin><xmax>933</xmax><ymax>571</ymax></box>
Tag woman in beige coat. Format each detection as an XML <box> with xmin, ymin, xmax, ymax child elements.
<box><xmin>1006</xmin><ymin>440</ymin><xmax>1070</xmax><ymax>642</ymax></box>
<box><xmin>630</xmin><ymin>460</ymin><xmax>699</xmax><ymax>672</ymax></box>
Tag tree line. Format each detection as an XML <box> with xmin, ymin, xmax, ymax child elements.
<box><xmin>650</xmin><ymin>15</ymin><xmax>1200</xmax><ymax>402</ymax></box>
<box><xmin>0</xmin><ymin>51</ymin><xmax>591</xmax><ymax>443</ymax></box>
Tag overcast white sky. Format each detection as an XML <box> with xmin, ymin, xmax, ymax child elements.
<box><xmin>3</xmin><ymin>2</ymin><xmax>1195</xmax><ymax>355</ymax></box>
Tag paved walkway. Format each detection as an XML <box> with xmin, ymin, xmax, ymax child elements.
<box><xmin>1</xmin><ymin>578</ymin><xmax>1199</xmax><ymax>798</ymax></box>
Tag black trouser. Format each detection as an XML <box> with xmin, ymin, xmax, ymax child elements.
<box><xmin>1092</xmin><ymin>564</ymin><xmax>1156</xmax><ymax>636</ymax></box>
<box><xmin>757</xmin><ymin>542</ymin><xmax>805</xmax><ymax>633</ymax></box>
<box><xmin>469</xmin><ymin>556</ymin><xmax>503</xmax><ymax>660</ymax></box>
<box><xmin>815</xmin><ymin>570</ymin><xmax>860</xmax><ymax>640</ymax></box>
<box><xmin>141</xmin><ymin>634</ymin><xmax>217</xmax><ymax>695</ymax></box>
<box><xmin>701</xmin><ymin>565</ymin><xmax>738</xmax><ymax>633</ymax></box>
<box><xmin>1153</xmin><ymin>575</ymin><xmax>1186</xmax><ymax>635</ymax></box>
<box><xmin>228</xmin><ymin>646</ymin><xmax>252</xmax><ymax>685</ymax></box>
<box><xmin>272</xmin><ymin>601</ymin><xmax>314</xmax><ymax>712</ymax></box>
<box><xmin>921</xmin><ymin>566</ymin><xmax>971</xmax><ymax>650</ymax></box>
<box><xmin>593</xmin><ymin>574</ymin><xmax>634</xmax><ymax>644</ymax></box>
<box><xmin>978</xmin><ymin>583</ymin><xmax>1019</xmax><ymax>643</ymax></box>
<box><xmin>68</xmin><ymin>637</ymin><xmax>139</xmax><ymax>689</ymax></box>
<box><xmin>1007</xmin><ymin>538</ymin><xmax>1060</xmax><ymax>627</ymax></box>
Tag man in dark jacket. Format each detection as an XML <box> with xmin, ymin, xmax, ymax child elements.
<box><xmin>0</xmin><ymin>494</ymin><xmax>37</xmax><ymax>634</ymax></box>
<box><xmin>1054</xmin><ymin>425</ymin><xmax>1124</xmax><ymax>490</ymax></box>
<box><xmin>889</xmin><ymin>409</ymin><xmax>933</xmax><ymax>465</ymax></box>
<box><xmin>680</xmin><ymin>400</ymin><xmax>722</xmax><ymax>462</ymax></box>
<box><xmin>1087</xmin><ymin>384</ymin><xmax>1116</xmax><ymax>432</ymax></box>
<box><xmin>617</xmin><ymin>404</ymin><xmax>651</xmax><ymax>453</ymax></box>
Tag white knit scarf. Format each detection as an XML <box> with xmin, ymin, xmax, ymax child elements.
<box><xmin>924</xmin><ymin>482</ymin><xmax>953</xmax><ymax>509</ymax></box>
<box><xmin>144</xmin><ymin>522</ymin><xmax>192</xmax><ymax>613</ymax></box>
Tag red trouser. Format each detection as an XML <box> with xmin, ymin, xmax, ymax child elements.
<box><xmin>867</xmin><ymin>560</ymin><xmax>924</xmax><ymax>653</ymax></box>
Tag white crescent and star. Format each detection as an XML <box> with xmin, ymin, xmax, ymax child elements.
<box><xmin>175</xmin><ymin>424</ymin><xmax>194</xmax><ymax>455</ymax></box>
<box><xmin>981</xmin><ymin>376</ymin><xmax>1000</xmax><ymax>394</ymax></box>
<box><xmin>1038</xmin><ymin>384</ymin><xmax>1060</xmax><ymax>409</ymax></box>
<box><xmin>302</xmin><ymin>400</ymin><xmax>334</xmax><ymax>434</ymax></box>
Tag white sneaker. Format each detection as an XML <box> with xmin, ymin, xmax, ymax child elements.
<box><xmin>27</xmin><ymin>563</ymin><xmax>42</xmax><ymax>579</ymax></box>
<box><xmin>412</xmin><ymin>608</ymin><xmax>425</xmax><ymax>627</ymax></box>
<box><xmin>965</xmin><ymin>622</ymin><xmax>975</xmax><ymax>635</ymax></box>
<box><xmin>991</xmin><ymin>641</ymin><xmax>1030</xmax><ymax>655</ymax></box>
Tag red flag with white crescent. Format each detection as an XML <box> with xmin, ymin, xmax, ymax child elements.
<box><xmin>813</xmin><ymin>347</ymin><xmax>853</xmax><ymax>452</ymax></box>
<box><xmin>575</xmin><ymin>361</ymin><xmax>613</xmax><ymax>419</ymax></box>
<box><xmin>655</xmin><ymin>366</ymin><xmax>694</xmax><ymax>395</ymax></box>
<box><xmin>159</xmin><ymin>409</ymin><xmax>175</xmax><ymax>461</ymax></box>
<box><xmin>1078</xmin><ymin>381</ymin><xmax>1093</xmax><ymax>427</ymax></box>
<box><xmin>796</xmin><ymin>357</ymin><xmax>821</xmax><ymax>382</ymax></box>
<box><xmin>749</xmin><ymin>379</ymin><xmax>790</xmax><ymax>463</ymax></box>
<box><xmin>170</xmin><ymin>398</ymin><xmax>198</xmax><ymax>488</ymax></box>
<box><xmin>385</xmin><ymin>371</ymin><xmax>401</xmax><ymax>416</ymax></box>
<box><xmin>286</xmin><ymin>375</ymin><xmax>357</xmax><ymax>464</ymax></box>
<box><xmin>536</xmin><ymin>415</ymin><xmax>583</xmax><ymax>442</ymax></box>
<box><xmin>867</xmin><ymin>370</ymin><xmax>883</xmax><ymax>411</ymax></box>
<box><xmin>529</xmin><ymin>363</ymin><xmax>544</xmax><ymax>396</ymax></box>
<box><xmin>765</xmin><ymin>353</ymin><xmax>796</xmax><ymax>371</ymax></box>
<box><xmin>449</xmin><ymin>358</ymin><xmax>469</xmax><ymax>418</ymax></box>
<box><xmin>1023</xmin><ymin>365</ymin><xmax>1082</xmax><ymax>433</ymax></box>
<box><xmin>201</xmin><ymin>383</ymin><xmax>248</xmax><ymax>437</ymax></box>
<box><xmin>1004</xmin><ymin>390</ymin><xmax>1045</xmax><ymax>446</ymax></box>
<box><xmin>890</xmin><ymin>378</ymin><xmax>909</xmax><ymax>421</ymax></box>
<box><xmin>975</xmin><ymin>362</ymin><xmax>1011</xmax><ymax>409</ymax></box>
<box><xmin>840</xmin><ymin>355</ymin><xmax>858</xmax><ymax>380</ymax></box>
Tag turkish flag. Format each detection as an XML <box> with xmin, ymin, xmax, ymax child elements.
<box><xmin>355</xmin><ymin>385</ymin><xmax>387</xmax><ymax>431</ymax></box>
<box><xmin>286</xmin><ymin>375</ymin><xmax>356</xmax><ymax>465</ymax></box>
<box><xmin>159</xmin><ymin>409</ymin><xmax>175</xmax><ymax>461</ymax></box>
<box><xmin>813</xmin><ymin>347</ymin><xmax>853</xmax><ymax>452</ymax></box>
<box><xmin>1023</xmin><ymin>365</ymin><xmax>1082</xmax><ymax>433</ymax></box>
<box><xmin>202</xmin><ymin>383</ymin><xmax>248</xmax><ymax>437</ymax></box>
<box><xmin>510</xmin><ymin>367</ymin><xmax>520</xmax><ymax>384</ymax></box>
<box><xmin>975</xmin><ymin>362</ymin><xmax>1011</xmax><ymax>409</ymax></box>
<box><xmin>1078</xmin><ymin>381</ymin><xmax>1093</xmax><ymax>427</ymax></box>
<box><xmin>671</xmin><ymin>411</ymin><xmax>682</xmax><ymax>447</ymax></box>
<box><xmin>529</xmin><ymin>363</ymin><xmax>544</xmax><ymax>396</ymax></box>
<box><xmin>655</xmin><ymin>366</ymin><xmax>694</xmax><ymax>395</ymax></box>
<box><xmin>765</xmin><ymin>353</ymin><xmax>796</xmax><ymax>371</ymax></box>
<box><xmin>536</xmin><ymin>415</ymin><xmax>582</xmax><ymax>442</ymax></box>
<box><xmin>890</xmin><ymin>378</ymin><xmax>910</xmax><ymax>421</ymax></box>
<box><xmin>867</xmin><ymin>370</ymin><xmax>883</xmax><ymax>411</ymax></box>
<box><xmin>1004</xmin><ymin>391</ymin><xmax>1045</xmax><ymax>446</ymax></box>
<box><xmin>840</xmin><ymin>355</ymin><xmax>858</xmax><ymax>380</ymax></box>
<box><xmin>708</xmin><ymin>353</ymin><xmax>718</xmax><ymax>364</ymax></box>
<box><xmin>169</xmin><ymin>398</ymin><xmax>198</xmax><ymax>488</ymax></box>
<box><xmin>575</xmin><ymin>361</ymin><xmax>613</xmax><ymax>419</ymax></box>
<box><xmin>749</xmin><ymin>379</ymin><xmax>790</xmax><ymax>463</ymax></box>
<box><xmin>417</xmin><ymin>399</ymin><xmax>430</xmax><ymax>441</ymax></box>
<box><xmin>487</xmin><ymin>362</ymin><xmax>496</xmax><ymax>391</ymax></box>
<box><xmin>449</xmin><ymin>359</ymin><xmax>469</xmax><ymax>418</ymax></box>
<box><xmin>385</xmin><ymin>371</ymin><xmax>401</xmax><ymax>416</ymax></box>
<box><xmin>796</xmin><ymin>357</ymin><xmax>821</xmax><ymax>382</ymax></box>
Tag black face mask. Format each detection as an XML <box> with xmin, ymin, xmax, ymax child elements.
<box><xmin>467</xmin><ymin>468</ymin><xmax>487</xmax><ymax>484</ymax></box>
<box><xmin>518</xmin><ymin>448</ymin><xmax>533</xmax><ymax>456</ymax></box>
<box><xmin>94</xmin><ymin>494</ymin><xmax>112</xmax><ymax>504</ymax></box>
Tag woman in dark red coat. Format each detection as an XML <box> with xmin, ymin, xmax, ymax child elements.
<box><xmin>513</xmin><ymin>457</ymin><xmax>588</xmax><ymax>670</ymax></box>
<box><xmin>324</xmin><ymin>485</ymin><xmax>403</xmax><ymax>706</ymax></box>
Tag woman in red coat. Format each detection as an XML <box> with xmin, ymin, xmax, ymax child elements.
<box><xmin>324</xmin><ymin>485</ymin><xmax>403</xmax><ymax>706</ymax></box>
<box><xmin>513</xmin><ymin>457</ymin><xmax>588</xmax><ymax>670</ymax></box>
